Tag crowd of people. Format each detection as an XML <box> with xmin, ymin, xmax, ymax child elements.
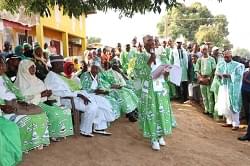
<box><xmin>0</xmin><ymin>35</ymin><xmax>250</xmax><ymax>166</ymax></box>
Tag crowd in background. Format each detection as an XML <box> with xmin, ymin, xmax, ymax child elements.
<box><xmin>0</xmin><ymin>35</ymin><xmax>250</xmax><ymax>165</ymax></box>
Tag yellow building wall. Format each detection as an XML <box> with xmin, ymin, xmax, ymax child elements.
<box><xmin>43</xmin><ymin>27</ymin><xmax>62</xmax><ymax>41</ymax></box>
<box><xmin>40</xmin><ymin>8</ymin><xmax>86</xmax><ymax>38</ymax></box>
<box><xmin>36</xmin><ymin>6</ymin><xmax>86</xmax><ymax>56</ymax></box>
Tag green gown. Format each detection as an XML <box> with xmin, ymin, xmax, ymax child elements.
<box><xmin>134</xmin><ymin>51</ymin><xmax>174</xmax><ymax>141</ymax></box>
<box><xmin>213</xmin><ymin>60</ymin><xmax>245</xmax><ymax>113</ymax></box>
<box><xmin>195</xmin><ymin>56</ymin><xmax>216</xmax><ymax>115</ymax></box>
<box><xmin>1</xmin><ymin>75</ymin><xmax>50</xmax><ymax>152</ymax></box>
<box><xmin>12</xmin><ymin>65</ymin><xmax>74</xmax><ymax>139</ymax></box>
<box><xmin>121</xmin><ymin>49</ymin><xmax>137</xmax><ymax>75</ymax></box>
<box><xmin>80</xmin><ymin>71</ymin><xmax>121</xmax><ymax>119</ymax></box>
<box><xmin>99</xmin><ymin>70</ymin><xmax>139</xmax><ymax>115</ymax></box>
<box><xmin>38</xmin><ymin>103</ymin><xmax>74</xmax><ymax>138</ymax></box>
<box><xmin>0</xmin><ymin>117</ymin><xmax>22</xmax><ymax>166</ymax></box>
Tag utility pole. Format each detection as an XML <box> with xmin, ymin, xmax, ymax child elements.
<box><xmin>164</xmin><ymin>16</ymin><xmax>168</xmax><ymax>37</ymax></box>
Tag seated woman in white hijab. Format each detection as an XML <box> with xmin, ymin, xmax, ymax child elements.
<box><xmin>14</xmin><ymin>59</ymin><xmax>74</xmax><ymax>141</ymax></box>
<box><xmin>45</xmin><ymin>55</ymin><xmax>115</xmax><ymax>136</ymax></box>
<box><xmin>0</xmin><ymin>55</ymin><xmax>50</xmax><ymax>152</ymax></box>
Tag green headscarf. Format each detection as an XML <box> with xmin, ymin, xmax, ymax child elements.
<box><xmin>14</xmin><ymin>45</ymin><xmax>26</xmax><ymax>60</ymax></box>
<box><xmin>23</xmin><ymin>43</ymin><xmax>32</xmax><ymax>50</ymax></box>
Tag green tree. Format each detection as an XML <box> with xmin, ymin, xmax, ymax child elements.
<box><xmin>87</xmin><ymin>37</ymin><xmax>101</xmax><ymax>45</ymax></box>
<box><xmin>195</xmin><ymin>14</ymin><xmax>231</xmax><ymax>47</ymax></box>
<box><xmin>158</xmin><ymin>2</ymin><xmax>214</xmax><ymax>41</ymax></box>
<box><xmin>157</xmin><ymin>2</ymin><xmax>228</xmax><ymax>46</ymax></box>
<box><xmin>233</xmin><ymin>48</ymin><xmax>250</xmax><ymax>59</ymax></box>
<box><xmin>0</xmin><ymin>0</ymin><xmax>222</xmax><ymax>18</ymax></box>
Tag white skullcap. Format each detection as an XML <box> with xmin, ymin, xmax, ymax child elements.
<box><xmin>212</xmin><ymin>46</ymin><xmax>219</xmax><ymax>52</ymax></box>
<box><xmin>200</xmin><ymin>44</ymin><xmax>208</xmax><ymax>50</ymax></box>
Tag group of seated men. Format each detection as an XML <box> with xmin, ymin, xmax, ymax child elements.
<box><xmin>0</xmin><ymin>42</ymin><xmax>139</xmax><ymax>166</ymax></box>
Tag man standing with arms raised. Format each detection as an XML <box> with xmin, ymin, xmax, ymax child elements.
<box><xmin>134</xmin><ymin>35</ymin><xmax>174</xmax><ymax>151</ymax></box>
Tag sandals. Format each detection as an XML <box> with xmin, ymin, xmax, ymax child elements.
<box><xmin>80</xmin><ymin>132</ymin><xmax>94</xmax><ymax>137</ymax></box>
<box><xmin>51</xmin><ymin>137</ymin><xmax>61</xmax><ymax>142</ymax></box>
<box><xmin>93</xmin><ymin>130</ymin><xmax>112</xmax><ymax>136</ymax></box>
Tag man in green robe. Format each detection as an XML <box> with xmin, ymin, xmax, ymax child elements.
<box><xmin>134</xmin><ymin>35</ymin><xmax>174</xmax><ymax>151</ymax></box>
<box><xmin>215</xmin><ymin>50</ymin><xmax>245</xmax><ymax>130</ymax></box>
<box><xmin>195</xmin><ymin>45</ymin><xmax>216</xmax><ymax>116</ymax></box>
<box><xmin>120</xmin><ymin>44</ymin><xmax>137</xmax><ymax>76</ymax></box>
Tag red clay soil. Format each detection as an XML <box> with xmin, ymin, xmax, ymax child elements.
<box><xmin>19</xmin><ymin>102</ymin><xmax>250</xmax><ymax>166</ymax></box>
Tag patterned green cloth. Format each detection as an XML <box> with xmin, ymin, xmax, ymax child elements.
<box><xmin>4</xmin><ymin>113</ymin><xmax>50</xmax><ymax>152</ymax></box>
<box><xmin>214</xmin><ymin>60</ymin><xmax>245</xmax><ymax>113</ymax></box>
<box><xmin>120</xmin><ymin>49</ymin><xmax>137</xmax><ymax>74</ymax></box>
<box><xmin>1</xmin><ymin>76</ymin><xmax>50</xmax><ymax>152</ymax></box>
<box><xmin>195</xmin><ymin>56</ymin><xmax>216</xmax><ymax>114</ymax></box>
<box><xmin>0</xmin><ymin>117</ymin><xmax>22</xmax><ymax>166</ymax></box>
<box><xmin>38</xmin><ymin>103</ymin><xmax>74</xmax><ymax>138</ymax></box>
<box><xmin>80</xmin><ymin>72</ymin><xmax>121</xmax><ymax>119</ymax></box>
<box><xmin>2</xmin><ymin>75</ymin><xmax>25</xmax><ymax>101</ymax></box>
<box><xmin>195</xmin><ymin>56</ymin><xmax>216</xmax><ymax>76</ymax></box>
<box><xmin>99</xmin><ymin>70</ymin><xmax>138</xmax><ymax>115</ymax></box>
<box><xmin>134</xmin><ymin>52</ymin><xmax>174</xmax><ymax>141</ymax></box>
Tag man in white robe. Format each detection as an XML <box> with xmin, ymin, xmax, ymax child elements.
<box><xmin>45</xmin><ymin>56</ymin><xmax>114</xmax><ymax>137</ymax></box>
<box><xmin>172</xmin><ymin>39</ymin><xmax>189</xmax><ymax>102</ymax></box>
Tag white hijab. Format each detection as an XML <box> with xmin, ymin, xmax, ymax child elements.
<box><xmin>15</xmin><ymin>59</ymin><xmax>47</xmax><ymax>104</ymax></box>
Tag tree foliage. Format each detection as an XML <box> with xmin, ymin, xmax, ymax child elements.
<box><xmin>233</xmin><ymin>48</ymin><xmax>250</xmax><ymax>59</ymax></box>
<box><xmin>87</xmin><ymin>36</ymin><xmax>101</xmax><ymax>45</ymax></box>
<box><xmin>157</xmin><ymin>2</ymin><xmax>229</xmax><ymax>47</ymax></box>
<box><xmin>0</xmin><ymin>0</ymin><xmax>222</xmax><ymax>18</ymax></box>
<box><xmin>0</xmin><ymin>0</ymin><xmax>177</xmax><ymax>18</ymax></box>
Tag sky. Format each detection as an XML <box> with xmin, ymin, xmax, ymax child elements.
<box><xmin>86</xmin><ymin>0</ymin><xmax>250</xmax><ymax>50</ymax></box>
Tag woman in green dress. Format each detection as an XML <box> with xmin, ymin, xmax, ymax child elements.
<box><xmin>90</xmin><ymin>60</ymin><xmax>138</xmax><ymax>122</ymax></box>
<box><xmin>14</xmin><ymin>59</ymin><xmax>74</xmax><ymax>140</ymax></box>
<box><xmin>0</xmin><ymin>116</ymin><xmax>22</xmax><ymax>166</ymax></box>
<box><xmin>0</xmin><ymin>56</ymin><xmax>50</xmax><ymax>152</ymax></box>
<box><xmin>134</xmin><ymin>35</ymin><xmax>174</xmax><ymax>151</ymax></box>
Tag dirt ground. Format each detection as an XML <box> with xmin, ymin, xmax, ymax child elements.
<box><xmin>19</xmin><ymin>102</ymin><xmax>250</xmax><ymax>166</ymax></box>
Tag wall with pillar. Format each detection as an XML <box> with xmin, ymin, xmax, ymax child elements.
<box><xmin>34</xmin><ymin>5</ymin><xmax>86</xmax><ymax>56</ymax></box>
<box><xmin>62</xmin><ymin>32</ymin><xmax>69</xmax><ymax>56</ymax></box>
